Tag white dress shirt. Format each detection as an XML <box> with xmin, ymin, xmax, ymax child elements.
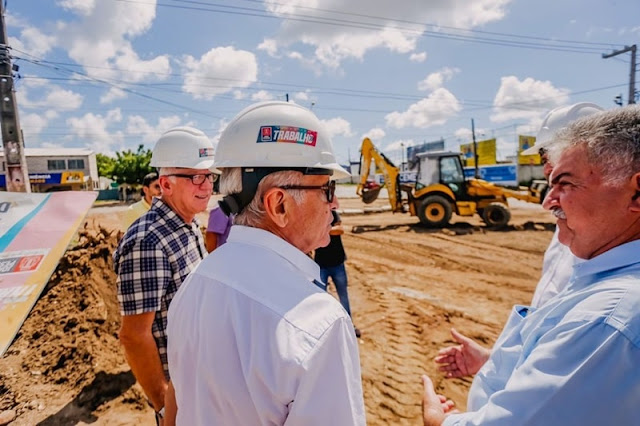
<box><xmin>167</xmin><ymin>225</ymin><xmax>365</xmax><ymax>425</ymax></box>
<box><xmin>530</xmin><ymin>228</ymin><xmax>580</xmax><ymax>308</ymax></box>
<box><xmin>444</xmin><ymin>239</ymin><xmax>640</xmax><ymax>425</ymax></box>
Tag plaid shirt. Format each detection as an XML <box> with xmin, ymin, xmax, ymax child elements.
<box><xmin>114</xmin><ymin>197</ymin><xmax>207</xmax><ymax>379</ymax></box>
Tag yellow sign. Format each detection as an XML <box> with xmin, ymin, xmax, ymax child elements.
<box><xmin>61</xmin><ymin>171</ymin><xmax>84</xmax><ymax>183</ymax></box>
<box><xmin>518</xmin><ymin>135</ymin><xmax>541</xmax><ymax>165</ymax></box>
<box><xmin>460</xmin><ymin>138</ymin><xmax>496</xmax><ymax>166</ymax></box>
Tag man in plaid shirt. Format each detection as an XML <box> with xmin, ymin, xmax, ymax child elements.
<box><xmin>114</xmin><ymin>126</ymin><xmax>217</xmax><ymax>423</ymax></box>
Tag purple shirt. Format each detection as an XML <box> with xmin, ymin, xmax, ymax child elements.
<box><xmin>207</xmin><ymin>206</ymin><xmax>233</xmax><ymax>247</ymax></box>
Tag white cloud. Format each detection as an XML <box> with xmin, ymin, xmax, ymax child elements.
<box><xmin>182</xmin><ymin>47</ymin><xmax>258</xmax><ymax>100</ymax></box>
<box><xmin>257</xmin><ymin>38</ymin><xmax>279</xmax><ymax>56</ymax></box>
<box><xmin>385</xmin><ymin>88</ymin><xmax>461</xmax><ymax>129</ymax></box>
<box><xmin>9</xmin><ymin>27</ymin><xmax>55</xmax><ymax>57</ymax></box>
<box><xmin>56</xmin><ymin>0</ymin><xmax>170</xmax><ymax>83</ymax></box>
<box><xmin>251</xmin><ymin>90</ymin><xmax>275</xmax><ymax>102</ymax></box>
<box><xmin>320</xmin><ymin>117</ymin><xmax>353</xmax><ymax>139</ymax></box>
<box><xmin>491</xmin><ymin>76</ymin><xmax>569</xmax><ymax>122</ymax></box>
<box><xmin>66</xmin><ymin>109</ymin><xmax>124</xmax><ymax>154</ymax></box>
<box><xmin>58</xmin><ymin>0</ymin><xmax>97</xmax><ymax>16</ymax></box>
<box><xmin>264</xmin><ymin>0</ymin><xmax>511</xmax><ymax>69</ymax></box>
<box><xmin>127</xmin><ymin>115</ymin><xmax>183</xmax><ymax>143</ymax></box>
<box><xmin>294</xmin><ymin>91</ymin><xmax>310</xmax><ymax>102</ymax></box>
<box><xmin>45</xmin><ymin>88</ymin><xmax>84</xmax><ymax>111</ymax></box>
<box><xmin>21</xmin><ymin>113</ymin><xmax>49</xmax><ymax>141</ymax></box>
<box><xmin>363</xmin><ymin>127</ymin><xmax>386</xmax><ymax>141</ymax></box>
<box><xmin>409</xmin><ymin>52</ymin><xmax>427</xmax><ymax>63</ymax></box>
<box><xmin>100</xmin><ymin>87</ymin><xmax>127</xmax><ymax>104</ymax></box>
<box><xmin>418</xmin><ymin>67</ymin><xmax>460</xmax><ymax>91</ymax></box>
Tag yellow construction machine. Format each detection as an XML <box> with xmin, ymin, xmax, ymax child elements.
<box><xmin>356</xmin><ymin>137</ymin><xmax>546</xmax><ymax>227</ymax></box>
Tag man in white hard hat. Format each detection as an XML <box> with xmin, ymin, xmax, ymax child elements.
<box><xmin>114</xmin><ymin>126</ymin><xmax>216</xmax><ymax>423</ymax></box>
<box><xmin>422</xmin><ymin>104</ymin><xmax>640</xmax><ymax>426</ymax></box>
<box><xmin>166</xmin><ymin>101</ymin><xmax>366</xmax><ymax>425</ymax></box>
<box><xmin>434</xmin><ymin>102</ymin><xmax>605</xmax><ymax>381</ymax></box>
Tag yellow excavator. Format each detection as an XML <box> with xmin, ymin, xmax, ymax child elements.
<box><xmin>356</xmin><ymin>137</ymin><xmax>546</xmax><ymax>227</ymax></box>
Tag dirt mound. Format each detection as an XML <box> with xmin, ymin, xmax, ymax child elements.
<box><xmin>0</xmin><ymin>223</ymin><xmax>148</xmax><ymax>425</ymax></box>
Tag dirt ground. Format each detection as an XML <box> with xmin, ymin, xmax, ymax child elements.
<box><xmin>0</xmin><ymin>196</ymin><xmax>555</xmax><ymax>425</ymax></box>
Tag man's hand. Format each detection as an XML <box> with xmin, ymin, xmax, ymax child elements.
<box><xmin>435</xmin><ymin>328</ymin><xmax>491</xmax><ymax>378</ymax></box>
<box><xmin>422</xmin><ymin>375</ymin><xmax>457</xmax><ymax>426</ymax></box>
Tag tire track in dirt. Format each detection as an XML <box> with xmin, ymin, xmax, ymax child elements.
<box><xmin>342</xmin><ymin>209</ymin><xmax>554</xmax><ymax>424</ymax></box>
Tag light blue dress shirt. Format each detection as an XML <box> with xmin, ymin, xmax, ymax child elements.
<box><xmin>444</xmin><ymin>239</ymin><xmax>640</xmax><ymax>426</ymax></box>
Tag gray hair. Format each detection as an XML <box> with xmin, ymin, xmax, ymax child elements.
<box><xmin>548</xmin><ymin>105</ymin><xmax>640</xmax><ymax>185</ymax></box>
<box><xmin>219</xmin><ymin>168</ymin><xmax>305</xmax><ymax>227</ymax></box>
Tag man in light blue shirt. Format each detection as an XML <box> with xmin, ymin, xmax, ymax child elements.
<box><xmin>422</xmin><ymin>105</ymin><xmax>640</xmax><ymax>425</ymax></box>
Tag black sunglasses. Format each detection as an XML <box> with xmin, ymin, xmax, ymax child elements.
<box><xmin>168</xmin><ymin>173</ymin><xmax>218</xmax><ymax>185</ymax></box>
<box><xmin>279</xmin><ymin>180</ymin><xmax>336</xmax><ymax>203</ymax></box>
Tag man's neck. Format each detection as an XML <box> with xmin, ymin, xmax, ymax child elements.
<box><xmin>159</xmin><ymin>196</ymin><xmax>194</xmax><ymax>224</ymax></box>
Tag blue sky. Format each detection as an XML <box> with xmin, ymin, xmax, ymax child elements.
<box><xmin>6</xmin><ymin>0</ymin><xmax>640</xmax><ymax>165</ymax></box>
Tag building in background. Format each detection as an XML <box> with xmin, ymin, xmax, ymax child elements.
<box><xmin>0</xmin><ymin>148</ymin><xmax>99</xmax><ymax>192</ymax></box>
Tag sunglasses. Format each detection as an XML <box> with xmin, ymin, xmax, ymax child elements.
<box><xmin>279</xmin><ymin>180</ymin><xmax>336</xmax><ymax>203</ymax></box>
<box><xmin>168</xmin><ymin>173</ymin><xmax>218</xmax><ymax>185</ymax></box>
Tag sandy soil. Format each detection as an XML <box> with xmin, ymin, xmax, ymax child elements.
<box><xmin>0</xmin><ymin>196</ymin><xmax>555</xmax><ymax>425</ymax></box>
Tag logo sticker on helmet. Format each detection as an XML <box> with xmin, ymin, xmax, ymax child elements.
<box><xmin>257</xmin><ymin>126</ymin><xmax>317</xmax><ymax>146</ymax></box>
<box><xmin>199</xmin><ymin>148</ymin><xmax>214</xmax><ymax>157</ymax></box>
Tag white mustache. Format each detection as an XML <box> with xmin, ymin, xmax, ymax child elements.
<box><xmin>552</xmin><ymin>208</ymin><xmax>566</xmax><ymax>220</ymax></box>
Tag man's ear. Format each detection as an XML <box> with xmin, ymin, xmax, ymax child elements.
<box><xmin>263</xmin><ymin>187</ymin><xmax>289</xmax><ymax>228</ymax></box>
<box><xmin>158</xmin><ymin>176</ymin><xmax>173</xmax><ymax>195</ymax></box>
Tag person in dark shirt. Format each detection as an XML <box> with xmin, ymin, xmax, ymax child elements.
<box><xmin>314</xmin><ymin>210</ymin><xmax>361</xmax><ymax>338</ymax></box>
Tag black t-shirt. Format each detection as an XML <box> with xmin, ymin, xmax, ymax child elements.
<box><xmin>314</xmin><ymin>211</ymin><xmax>346</xmax><ymax>267</ymax></box>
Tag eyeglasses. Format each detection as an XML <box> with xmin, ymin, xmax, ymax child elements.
<box><xmin>279</xmin><ymin>180</ymin><xmax>336</xmax><ymax>203</ymax></box>
<box><xmin>168</xmin><ymin>173</ymin><xmax>218</xmax><ymax>185</ymax></box>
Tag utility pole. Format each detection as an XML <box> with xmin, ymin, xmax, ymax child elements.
<box><xmin>602</xmin><ymin>45</ymin><xmax>637</xmax><ymax>105</ymax></box>
<box><xmin>471</xmin><ymin>118</ymin><xmax>479</xmax><ymax>178</ymax></box>
<box><xmin>0</xmin><ymin>2</ymin><xmax>30</xmax><ymax>192</ymax></box>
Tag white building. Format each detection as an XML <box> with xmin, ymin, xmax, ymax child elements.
<box><xmin>0</xmin><ymin>148</ymin><xmax>99</xmax><ymax>192</ymax></box>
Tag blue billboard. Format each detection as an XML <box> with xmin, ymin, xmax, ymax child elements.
<box><xmin>464</xmin><ymin>164</ymin><xmax>517</xmax><ymax>186</ymax></box>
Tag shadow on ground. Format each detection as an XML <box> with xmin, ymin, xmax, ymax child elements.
<box><xmin>351</xmin><ymin>221</ymin><xmax>555</xmax><ymax>235</ymax></box>
<box><xmin>37</xmin><ymin>371</ymin><xmax>136</xmax><ymax>426</ymax></box>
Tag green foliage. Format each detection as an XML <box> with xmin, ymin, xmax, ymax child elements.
<box><xmin>99</xmin><ymin>145</ymin><xmax>154</xmax><ymax>184</ymax></box>
<box><xmin>96</xmin><ymin>153</ymin><xmax>115</xmax><ymax>178</ymax></box>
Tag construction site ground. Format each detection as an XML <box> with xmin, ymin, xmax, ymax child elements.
<box><xmin>0</xmin><ymin>191</ymin><xmax>555</xmax><ymax>425</ymax></box>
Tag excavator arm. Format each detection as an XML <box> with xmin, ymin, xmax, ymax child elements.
<box><xmin>356</xmin><ymin>137</ymin><xmax>404</xmax><ymax>212</ymax></box>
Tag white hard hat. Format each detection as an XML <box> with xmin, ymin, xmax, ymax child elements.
<box><xmin>214</xmin><ymin>101</ymin><xmax>349</xmax><ymax>178</ymax></box>
<box><xmin>150</xmin><ymin>126</ymin><xmax>215</xmax><ymax>169</ymax></box>
<box><xmin>521</xmin><ymin>102</ymin><xmax>604</xmax><ymax>155</ymax></box>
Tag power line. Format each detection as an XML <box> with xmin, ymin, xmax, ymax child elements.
<box><xmin>114</xmin><ymin>0</ymin><xmax>611</xmax><ymax>54</ymax></box>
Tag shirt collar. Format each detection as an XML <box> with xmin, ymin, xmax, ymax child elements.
<box><xmin>227</xmin><ymin>225</ymin><xmax>322</xmax><ymax>283</ymax></box>
<box><xmin>151</xmin><ymin>197</ymin><xmax>200</xmax><ymax>230</ymax></box>
<box><xmin>573</xmin><ymin>239</ymin><xmax>640</xmax><ymax>280</ymax></box>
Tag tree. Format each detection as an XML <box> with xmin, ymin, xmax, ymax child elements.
<box><xmin>111</xmin><ymin>144</ymin><xmax>154</xmax><ymax>184</ymax></box>
<box><xmin>96</xmin><ymin>153</ymin><xmax>116</xmax><ymax>178</ymax></box>
<box><xmin>96</xmin><ymin>145</ymin><xmax>154</xmax><ymax>184</ymax></box>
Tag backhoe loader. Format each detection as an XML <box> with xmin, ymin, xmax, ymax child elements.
<box><xmin>356</xmin><ymin>137</ymin><xmax>545</xmax><ymax>227</ymax></box>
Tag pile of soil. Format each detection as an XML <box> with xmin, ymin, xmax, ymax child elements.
<box><xmin>0</xmin><ymin>223</ymin><xmax>149</xmax><ymax>425</ymax></box>
<box><xmin>0</xmin><ymin>201</ymin><xmax>553</xmax><ymax>425</ymax></box>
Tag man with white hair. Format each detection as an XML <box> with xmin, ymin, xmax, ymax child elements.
<box><xmin>114</xmin><ymin>126</ymin><xmax>216</xmax><ymax>423</ymax></box>
<box><xmin>167</xmin><ymin>101</ymin><xmax>365</xmax><ymax>425</ymax></box>
<box><xmin>422</xmin><ymin>105</ymin><xmax>640</xmax><ymax>425</ymax></box>
<box><xmin>435</xmin><ymin>102</ymin><xmax>604</xmax><ymax>379</ymax></box>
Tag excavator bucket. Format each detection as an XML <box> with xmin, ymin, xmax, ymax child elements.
<box><xmin>361</xmin><ymin>187</ymin><xmax>381</xmax><ymax>204</ymax></box>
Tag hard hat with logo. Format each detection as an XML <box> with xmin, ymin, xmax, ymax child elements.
<box><xmin>521</xmin><ymin>102</ymin><xmax>604</xmax><ymax>155</ymax></box>
<box><xmin>150</xmin><ymin>126</ymin><xmax>216</xmax><ymax>170</ymax></box>
<box><xmin>214</xmin><ymin>101</ymin><xmax>350</xmax><ymax>215</ymax></box>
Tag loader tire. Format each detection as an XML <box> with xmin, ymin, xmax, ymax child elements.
<box><xmin>482</xmin><ymin>203</ymin><xmax>511</xmax><ymax>227</ymax></box>
<box><xmin>418</xmin><ymin>195</ymin><xmax>452</xmax><ymax>228</ymax></box>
